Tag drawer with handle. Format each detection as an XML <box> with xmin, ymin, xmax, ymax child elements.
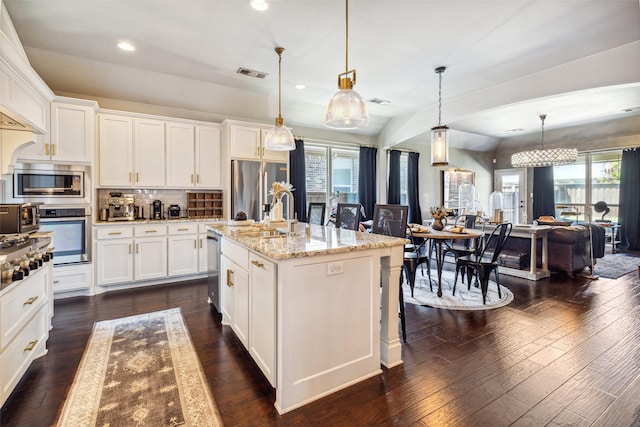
<box><xmin>95</xmin><ymin>226</ymin><xmax>134</xmax><ymax>239</ymax></box>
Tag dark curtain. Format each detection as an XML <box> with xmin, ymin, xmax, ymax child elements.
<box><xmin>358</xmin><ymin>146</ymin><xmax>377</xmax><ymax>220</ymax></box>
<box><xmin>619</xmin><ymin>147</ymin><xmax>640</xmax><ymax>250</ymax></box>
<box><xmin>532</xmin><ymin>166</ymin><xmax>555</xmax><ymax>220</ymax></box>
<box><xmin>407</xmin><ymin>152</ymin><xmax>422</xmax><ymax>224</ymax></box>
<box><xmin>387</xmin><ymin>150</ymin><xmax>401</xmax><ymax>204</ymax></box>
<box><xmin>289</xmin><ymin>139</ymin><xmax>307</xmax><ymax>222</ymax></box>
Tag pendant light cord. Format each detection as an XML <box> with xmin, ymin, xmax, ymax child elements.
<box><xmin>345</xmin><ymin>0</ymin><xmax>349</xmax><ymax>73</ymax></box>
<box><xmin>540</xmin><ymin>114</ymin><xmax>546</xmax><ymax>149</ymax></box>
<box><xmin>278</xmin><ymin>50</ymin><xmax>282</xmax><ymax>119</ymax></box>
<box><xmin>438</xmin><ymin>71</ymin><xmax>443</xmax><ymax>126</ymax></box>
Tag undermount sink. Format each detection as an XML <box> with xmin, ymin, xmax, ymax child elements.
<box><xmin>237</xmin><ymin>230</ymin><xmax>285</xmax><ymax>238</ymax></box>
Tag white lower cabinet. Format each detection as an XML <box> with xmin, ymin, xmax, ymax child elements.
<box><xmin>168</xmin><ymin>224</ymin><xmax>198</xmax><ymax>277</ymax></box>
<box><xmin>96</xmin><ymin>237</ymin><xmax>134</xmax><ymax>286</ymax></box>
<box><xmin>134</xmin><ymin>236</ymin><xmax>167</xmax><ymax>281</ymax></box>
<box><xmin>0</xmin><ymin>262</ymin><xmax>53</xmax><ymax>407</ymax></box>
<box><xmin>52</xmin><ymin>263</ymin><xmax>93</xmax><ymax>295</ymax></box>
<box><xmin>249</xmin><ymin>253</ymin><xmax>276</xmax><ymax>386</ymax></box>
<box><xmin>221</xmin><ymin>239</ymin><xmax>275</xmax><ymax>384</ymax></box>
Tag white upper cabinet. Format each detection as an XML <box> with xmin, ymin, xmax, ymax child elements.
<box><xmin>18</xmin><ymin>98</ymin><xmax>97</xmax><ymax>164</ymax></box>
<box><xmin>98</xmin><ymin>113</ymin><xmax>166</xmax><ymax>187</ymax></box>
<box><xmin>165</xmin><ymin>122</ymin><xmax>221</xmax><ymax>189</ymax></box>
<box><xmin>227</xmin><ymin>122</ymin><xmax>288</xmax><ymax>163</ymax></box>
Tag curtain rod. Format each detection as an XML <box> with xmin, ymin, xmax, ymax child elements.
<box><xmin>295</xmin><ymin>135</ymin><xmax>377</xmax><ymax>149</ymax></box>
<box><xmin>578</xmin><ymin>144</ymin><xmax>640</xmax><ymax>155</ymax></box>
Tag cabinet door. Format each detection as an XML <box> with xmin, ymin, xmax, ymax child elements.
<box><xmin>99</xmin><ymin>114</ymin><xmax>134</xmax><ymax>187</ymax></box>
<box><xmin>168</xmin><ymin>234</ymin><xmax>198</xmax><ymax>276</ymax></box>
<box><xmin>166</xmin><ymin>122</ymin><xmax>195</xmax><ymax>187</ymax></box>
<box><xmin>221</xmin><ymin>255</ymin><xmax>249</xmax><ymax>348</ymax></box>
<box><xmin>96</xmin><ymin>239</ymin><xmax>133</xmax><ymax>285</ymax></box>
<box><xmin>50</xmin><ymin>102</ymin><xmax>94</xmax><ymax>163</ymax></box>
<box><xmin>260</xmin><ymin>129</ymin><xmax>289</xmax><ymax>162</ymax></box>
<box><xmin>134</xmin><ymin>118</ymin><xmax>166</xmax><ymax>187</ymax></box>
<box><xmin>229</xmin><ymin>125</ymin><xmax>261</xmax><ymax>159</ymax></box>
<box><xmin>134</xmin><ymin>236</ymin><xmax>167</xmax><ymax>281</ymax></box>
<box><xmin>195</xmin><ymin>125</ymin><xmax>222</xmax><ymax>188</ymax></box>
<box><xmin>249</xmin><ymin>253</ymin><xmax>276</xmax><ymax>386</ymax></box>
<box><xmin>198</xmin><ymin>234</ymin><xmax>208</xmax><ymax>274</ymax></box>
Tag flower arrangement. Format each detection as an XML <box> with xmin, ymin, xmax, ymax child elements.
<box><xmin>268</xmin><ymin>181</ymin><xmax>294</xmax><ymax>195</ymax></box>
<box><xmin>430</xmin><ymin>206</ymin><xmax>448</xmax><ymax>220</ymax></box>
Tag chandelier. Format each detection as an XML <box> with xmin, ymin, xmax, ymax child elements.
<box><xmin>324</xmin><ymin>0</ymin><xmax>369</xmax><ymax>129</ymax></box>
<box><xmin>431</xmin><ymin>66</ymin><xmax>449</xmax><ymax>166</ymax></box>
<box><xmin>511</xmin><ymin>114</ymin><xmax>577</xmax><ymax>168</ymax></box>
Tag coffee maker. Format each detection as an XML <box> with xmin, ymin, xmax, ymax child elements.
<box><xmin>108</xmin><ymin>195</ymin><xmax>135</xmax><ymax>221</ymax></box>
<box><xmin>151</xmin><ymin>200</ymin><xmax>163</xmax><ymax>220</ymax></box>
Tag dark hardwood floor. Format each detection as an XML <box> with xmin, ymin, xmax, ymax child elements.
<box><xmin>2</xmin><ymin>264</ymin><xmax>640</xmax><ymax>426</ymax></box>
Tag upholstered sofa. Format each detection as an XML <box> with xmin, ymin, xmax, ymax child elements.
<box><xmin>500</xmin><ymin>224</ymin><xmax>605</xmax><ymax>276</ymax></box>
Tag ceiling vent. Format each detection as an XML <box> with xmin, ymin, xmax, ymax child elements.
<box><xmin>237</xmin><ymin>67</ymin><xmax>268</xmax><ymax>79</ymax></box>
<box><xmin>368</xmin><ymin>98</ymin><xmax>390</xmax><ymax>105</ymax></box>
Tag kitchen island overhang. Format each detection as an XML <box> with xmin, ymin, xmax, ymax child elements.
<box><xmin>208</xmin><ymin>223</ymin><xmax>406</xmax><ymax>414</ymax></box>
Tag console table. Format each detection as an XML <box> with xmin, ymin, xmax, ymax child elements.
<box><xmin>485</xmin><ymin>224</ymin><xmax>552</xmax><ymax>281</ymax></box>
<box><xmin>601</xmin><ymin>223</ymin><xmax>621</xmax><ymax>254</ymax></box>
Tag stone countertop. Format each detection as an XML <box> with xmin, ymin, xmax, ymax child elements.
<box><xmin>208</xmin><ymin>223</ymin><xmax>407</xmax><ymax>261</ymax></box>
<box><xmin>94</xmin><ymin>218</ymin><xmax>223</xmax><ymax>226</ymax></box>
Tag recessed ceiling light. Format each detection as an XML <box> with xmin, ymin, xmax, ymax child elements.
<box><xmin>504</xmin><ymin>128</ymin><xmax>525</xmax><ymax>133</ymax></box>
<box><xmin>622</xmin><ymin>106</ymin><xmax>640</xmax><ymax>113</ymax></box>
<box><xmin>294</xmin><ymin>84</ymin><xmax>306</xmax><ymax>90</ymax></box>
<box><xmin>250</xmin><ymin>0</ymin><xmax>268</xmax><ymax>11</ymax></box>
<box><xmin>117</xmin><ymin>41</ymin><xmax>136</xmax><ymax>52</ymax></box>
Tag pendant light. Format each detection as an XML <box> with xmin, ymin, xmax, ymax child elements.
<box><xmin>264</xmin><ymin>47</ymin><xmax>295</xmax><ymax>151</ymax></box>
<box><xmin>511</xmin><ymin>114</ymin><xmax>577</xmax><ymax>167</ymax></box>
<box><xmin>324</xmin><ymin>0</ymin><xmax>369</xmax><ymax>129</ymax></box>
<box><xmin>431</xmin><ymin>66</ymin><xmax>449</xmax><ymax>166</ymax></box>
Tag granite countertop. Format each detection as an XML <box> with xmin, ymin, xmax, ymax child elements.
<box><xmin>94</xmin><ymin>218</ymin><xmax>222</xmax><ymax>226</ymax></box>
<box><xmin>208</xmin><ymin>223</ymin><xmax>407</xmax><ymax>260</ymax></box>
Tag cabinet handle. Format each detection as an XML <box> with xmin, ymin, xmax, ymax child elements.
<box><xmin>24</xmin><ymin>296</ymin><xmax>38</xmax><ymax>305</ymax></box>
<box><xmin>129</xmin><ymin>172</ymin><xmax>132</xmax><ymax>182</ymax></box>
<box><xmin>24</xmin><ymin>340</ymin><xmax>38</xmax><ymax>352</ymax></box>
<box><xmin>251</xmin><ymin>260</ymin><xmax>264</xmax><ymax>268</ymax></box>
<box><xmin>53</xmin><ymin>280</ymin><xmax>60</xmax><ymax>284</ymax></box>
<box><xmin>136</xmin><ymin>243</ymin><xmax>139</xmax><ymax>254</ymax></box>
<box><xmin>178</xmin><ymin>228</ymin><xmax>189</xmax><ymax>231</ymax></box>
<box><xmin>128</xmin><ymin>243</ymin><xmax>132</xmax><ymax>254</ymax></box>
<box><xmin>194</xmin><ymin>239</ymin><xmax>197</xmax><ymax>248</ymax></box>
<box><xmin>197</xmin><ymin>174</ymin><xmax>200</xmax><ymax>183</ymax></box>
<box><xmin>226</xmin><ymin>269</ymin><xmax>234</xmax><ymax>287</ymax></box>
<box><xmin>52</xmin><ymin>143</ymin><xmax>57</xmax><ymax>156</ymax></box>
<box><xmin>262</xmin><ymin>147</ymin><xmax>265</xmax><ymax>157</ymax></box>
<box><xmin>145</xmin><ymin>230</ymin><xmax>158</xmax><ymax>233</ymax></box>
<box><xmin>109</xmin><ymin>232</ymin><xmax>122</xmax><ymax>235</ymax></box>
<box><xmin>191</xmin><ymin>174</ymin><xmax>194</xmax><ymax>183</ymax></box>
<box><xmin>199</xmin><ymin>239</ymin><xmax>203</xmax><ymax>248</ymax></box>
<box><xmin>45</xmin><ymin>143</ymin><xmax>50</xmax><ymax>156</ymax></box>
<box><xmin>136</xmin><ymin>172</ymin><xmax>139</xmax><ymax>182</ymax></box>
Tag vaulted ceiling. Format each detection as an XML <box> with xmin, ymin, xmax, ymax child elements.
<box><xmin>5</xmin><ymin>0</ymin><xmax>640</xmax><ymax>151</ymax></box>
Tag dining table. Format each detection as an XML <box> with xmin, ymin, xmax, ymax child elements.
<box><xmin>412</xmin><ymin>227</ymin><xmax>484</xmax><ymax>297</ymax></box>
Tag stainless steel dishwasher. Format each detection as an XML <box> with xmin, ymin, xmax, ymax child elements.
<box><xmin>206</xmin><ymin>229</ymin><xmax>221</xmax><ymax>319</ymax></box>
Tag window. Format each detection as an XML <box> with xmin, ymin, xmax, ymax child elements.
<box><xmin>553</xmin><ymin>150</ymin><xmax>621</xmax><ymax>222</ymax></box>
<box><xmin>304</xmin><ymin>143</ymin><xmax>360</xmax><ymax>211</ymax></box>
<box><xmin>399</xmin><ymin>153</ymin><xmax>408</xmax><ymax>205</ymax></box>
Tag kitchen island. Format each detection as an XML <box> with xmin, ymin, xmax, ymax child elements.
<box><xmin>208</xmin><ymin>223</ymin><xmax>406</xmax><ymax>414</ymax></box>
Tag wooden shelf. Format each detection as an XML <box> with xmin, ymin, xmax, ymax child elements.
<box><xmin>187</xmin><ymin>191</ymin><xmax>223</xmax><ymax>219</ymax></box>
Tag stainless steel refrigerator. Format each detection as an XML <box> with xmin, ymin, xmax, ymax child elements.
<box><xmin>231</xmin><ymin>159</ymin><xmax>288</xmax><ymax>221</ymax></box>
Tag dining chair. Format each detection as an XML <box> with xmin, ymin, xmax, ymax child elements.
<box><xmin>453</xmin><ymin>222</ymin><xmax>513</xmax><ymax>304</ymax></box>
<box><xmin>371</xmin><ymin>204</ymin><xmax>411</xmax><ymax>341</ymax></box>
<box><xmin>335</xmin><ymin>203</ymin><xmax>362</xmax><ymax>230</ymax></box>
<box><xmin>307</xmin><ymin>203</ymin><xmax>326</xmax><ymax>225</ymax></box>
<box><xmin>444</xmin><ymin>214</ymin><xmax>486</xmax><ymax>283</ymax></box>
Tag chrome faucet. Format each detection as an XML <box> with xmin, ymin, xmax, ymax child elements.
<box><xmin>271</xmin><ymin>188</ymin><xmax>297</xmax><ymax>234</ymax></box>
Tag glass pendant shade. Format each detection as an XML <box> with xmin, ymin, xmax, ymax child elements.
<box><xmin>431</xmin><ymin>125</ymin><xmax>449</xmax><ymax>166</ymax></box>
<box><xmin>325</xmin><ymin>81</ymin><xmax>369</xmax><ymax>129</ymax></box>
<box><xmin>264</xmin><ymin>118</ymin><xmax>295</xmax><ymax>151</ymax></box>
<box><xmin>458</xmin><ymin>182</ymin><xmax>476</xmax><ymax>214</ymax></box>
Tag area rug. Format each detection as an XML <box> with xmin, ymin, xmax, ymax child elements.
<box><xmin>403</xmin><ymin>269</ymin><xmax>514</xmax><ymax>310</ymax></box>
<box><xmin>56</xmin><ymin>308</ymin><xmax>223</xmax><ymax>427</ymax></box>
<box><xmin>593</xmin><ymin>253</ymin><xmax>640</xmax><ymax>279</ymax></box>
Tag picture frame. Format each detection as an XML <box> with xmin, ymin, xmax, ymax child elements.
<box><xmin>441</xmin><ymin>170</ymin><xmax>475</xmax><ymax>209</ymax></box>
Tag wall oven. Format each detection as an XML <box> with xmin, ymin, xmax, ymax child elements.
<box><xmin>39</xmin><ymin>206</ymin><xmax>91</xmax><ymax>265</ymax></box>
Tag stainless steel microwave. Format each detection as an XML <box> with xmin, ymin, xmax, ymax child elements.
<box><xmin>14</xmin><ymin>169</ymin><xmax>84</xmax><ymax>198</ymax></box>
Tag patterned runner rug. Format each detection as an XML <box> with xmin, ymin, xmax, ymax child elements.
<box><xmin>403</xmin><ymin>269</ymin><xmax>514</xmax><ymax>310</ymax></box>
<box><xmin>56</xmin><ymin>308</ymin><xmax>223</xmax><ymax>427</ymax></box>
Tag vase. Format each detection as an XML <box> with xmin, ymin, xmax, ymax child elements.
<box><xmin>431</xmin><ymin>218</ymin><xmax>446</xmax><ymax>231</ymax></box>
